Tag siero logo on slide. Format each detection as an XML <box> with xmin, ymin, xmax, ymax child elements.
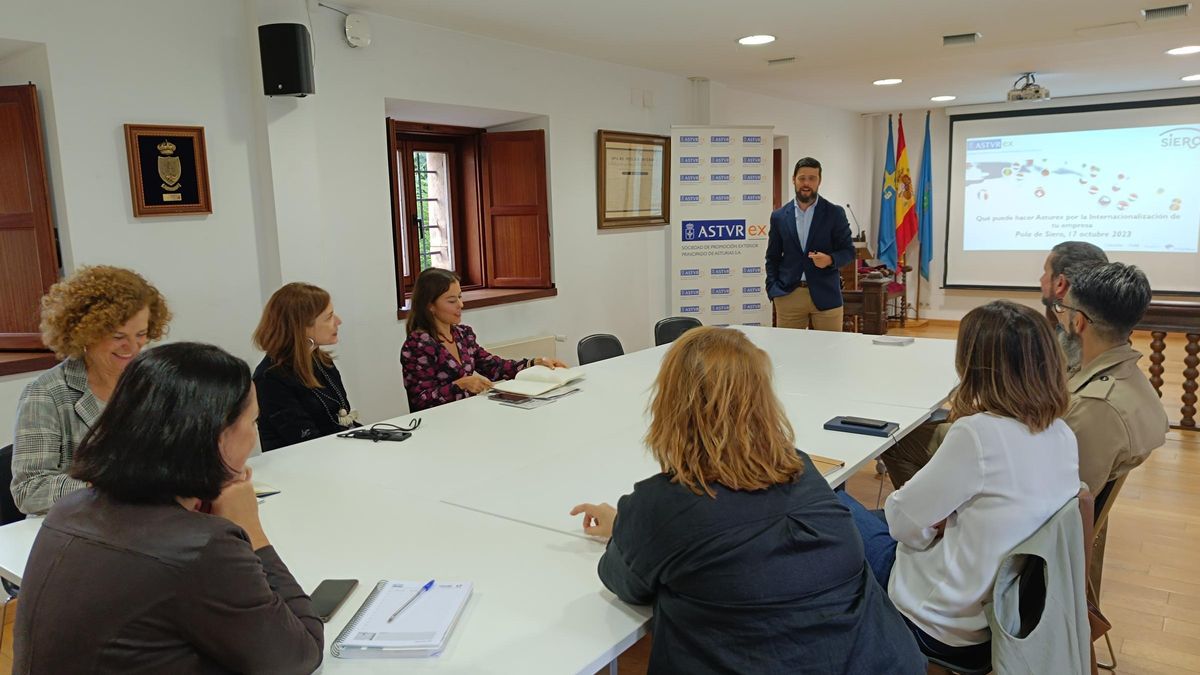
<box><xmin>711</xmin><ymin>287</ymin><xmax>731</xmax><ymax>295</ymax></box>
<box><xmin>710</xmin><ymin>135</ymin><xmax>731</xmax><ymax>145</ymax></box>
<box><xmin>711</xmin><ymin>304</ymin><xmax>731</xmax><ymax>313</ymax></box>
<box><xmin>1159</xmin><ymin>127</ymin><xmax>1200</xmax><ymax>149</ymax></box>
<box><xmin>680</xmin><ymin>194</ymin><xmax>701</xmax><ymax>202</ymax></box>
<box><xmin>710</xmin><ymin>156</ymin><xmax>731</xmax><ymax>164</ymax></box>
<box><xmin>683</xmin><ymin>220</ymin><xmax>747</xmax><ymax>241</ymax></box>
<box><xmin>680</xmin><ymin>156</ymin><xmax>701</xmax><ymax>164</ymax></box>
<box><xmin>680</xmin><ymin>288</ymin><xmax>701</xmax><ymax>296</ymax></box>
<box><xmin>680</xmin><ymin>268</ymin><xmax>701</xmax><ymax>277</ymax></box>
<box><xmin>742</xmin><ymin>303</ymin><xmax>762</xmax><ymax>311</ymax></box>
<box><xmin>710</xmin><ymin>173</ymin><xmax>731</xmax><ymax>183</ymax></box>
<box><xmin>967</xmin><ymin>138</ymin><xmax>1003</xmax><ymax>151</ymax></box>
<box><xmin>742</xmin><ymin>286</ymin><xmax>761</xmax><ymax>294</ymax></box>
<box><xmin>742</xmin><ymin>135</ymin><xmax>763</xmax><ymax>144</ymax></box>
<box><xmin>680</xmin><ymin>174</ymin><xmax>702</xmax><ymax>183</ymax></box>
<box><xmin>680</xmin><ymin>305</ymin><xmax>701</xmax><ymax>313</ymax></box>
<box><xmin>743</xmin><ymin>173</ymin><xmax>762</xmax><ymax>182</ymax></box>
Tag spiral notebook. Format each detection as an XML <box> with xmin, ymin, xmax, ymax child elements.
<box><xmin>331</xmin><ymin>580</ymin><xmax>473</xmax><ymax>659</ymax></box>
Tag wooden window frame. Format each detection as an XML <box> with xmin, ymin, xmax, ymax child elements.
<box><xmin>387</xmin><ymin>120</ymin><xmax>555</xmax><ymax>319</ymax></box>
<box><xmin>0</xmin><ymin>83</ymin><xmax>60</xmax><ymax>375</ymax></box>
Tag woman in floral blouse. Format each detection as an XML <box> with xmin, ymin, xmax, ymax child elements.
<box><xmin>400</xmin><ymin>268</ymin><xmax>566</xmax><ymax>412</ymax></box>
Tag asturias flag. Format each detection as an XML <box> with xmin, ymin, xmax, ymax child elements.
<box><xmin>917</xmin><ymin>111</ymin><xmax>934</xmax><ymax>280</ymax></box>
<box><xmin>894</xmin><ymin>114</ymin><xmax>918</xmax><ymax>260</ymax></box>
<box><xmin>877</xmin><ymin>116</ymin><xmax>898</xmax><ymax>271</ymax></box>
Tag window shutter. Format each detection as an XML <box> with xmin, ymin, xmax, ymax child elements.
<box><xmin>0</xmin><ymin>84</ymin><xmax>58</xmax><ymax>350</ymax></box>
<box><xmin>480</xmin><ymin>130</ymin><xmax>551</xmax><ymax>288</ymax></box>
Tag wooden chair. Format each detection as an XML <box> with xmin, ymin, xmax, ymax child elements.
<box><xmin>927</xmin><ymin>487</ymin><xmax>1098</xmax><ymax>675</ymax></box>
<box><xmin>1089</xmin><ymin>475</ymin><xmax>1128</xmax><ymax>672</ymax></box>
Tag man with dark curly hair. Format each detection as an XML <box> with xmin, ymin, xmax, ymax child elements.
<box><xmin>12</xmin><ymin>265</ymin><xmax>171</xmax><ymax>515</ymax></box>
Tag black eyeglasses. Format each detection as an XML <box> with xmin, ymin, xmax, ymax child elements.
<box><xmin>337</xmin><ymin>418</ymin><xmax>421</xmax><ymax>442</ymax></box>
<box><xmin>1052</xmin><ymin>299</ymin><xmax>1093</xmax><ymax>324</ymax></box>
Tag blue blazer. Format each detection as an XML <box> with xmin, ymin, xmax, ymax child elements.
<box><xmin>765</xmin><ymin>197</ymin><xmax>856</xmax><ymax>310</ymax></box>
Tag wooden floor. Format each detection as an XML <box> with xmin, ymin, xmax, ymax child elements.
<box><xmin>601</xmin><ymin>322</ymin><xmax>1200</xmax><ymax>675</ymax></box>
<box><xmin>0</xmin><ymin>323</ymin><xmax>1194</xmax><ymax>674</ymax></box>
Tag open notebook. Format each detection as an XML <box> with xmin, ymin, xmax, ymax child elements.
<box><xmin>331</xmin><ymin>580</ymin><xmax>473</xmax><ymax>658</ymax></box>
<box><xmin>491</xmin><ymin>365</ymin><xmax>585</xmax><ymax>397</ymax></box>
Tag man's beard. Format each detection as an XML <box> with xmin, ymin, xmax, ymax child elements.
<box><xmin>1058</xmin><ymin>322</ymin><xmax>1083</xmax><ymax>374</ymax></box>
<box><xmin>796</xmin><ymin>189</ymin><xmax>817</xmax><ymax>205</ymax></box>
<box><xmin>1041</xmin><ymin>293</ymin><xmax>1055</xmax><ymax>308</ymax></box>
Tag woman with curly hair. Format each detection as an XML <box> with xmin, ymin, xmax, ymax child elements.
<box><xmin>12</xmin><ymin>265</ymin><xmax>171</xmax><ymax>515</ymax></box>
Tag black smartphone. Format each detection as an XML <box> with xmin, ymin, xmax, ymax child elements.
<box><xmin>840</xmin><ymin>416</ymin><xmax>890</xmax><ymax>429</ymax></box>
<box><xmin>310</xmin><ymin>579</ymin><xmax>358</xmax><ymax>622</ymax></box>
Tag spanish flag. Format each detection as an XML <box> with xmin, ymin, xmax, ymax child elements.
<box><xmin>894</xmin><ymin>114</ymin><xmax>918</xmax><ymax>258</ymax></box>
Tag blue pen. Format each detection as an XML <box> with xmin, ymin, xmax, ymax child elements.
<box><xmin>386</xmin><ymin>579</ymin><xmax>436</xmax><ymax>623</ymax></box>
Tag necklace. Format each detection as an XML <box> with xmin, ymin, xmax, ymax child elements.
<box><xmin>312</xmin><ymin>359</ymin><xmax>359</xmax><ymax>427</ymax></box>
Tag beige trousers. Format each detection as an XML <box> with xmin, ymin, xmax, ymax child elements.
<box><xmin>773</xmin><ymin>286</ymin><xmax>843</xmax><ymax>331</ymax></box>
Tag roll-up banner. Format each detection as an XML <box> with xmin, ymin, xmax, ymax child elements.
<box><xmin>670</xmin><ymin>126</ymin><xmax>774</xmax><ymax>327</ymax></box>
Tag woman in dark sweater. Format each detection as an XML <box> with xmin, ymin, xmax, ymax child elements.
<box><xmin>253</xmin><ymin>283</ymin><xmax>358</xmax><ymax>451</ymax></box>
<box><xmin>571</xmin><ymin>327</ymin><xmax>924</xmax><ymax>674</ymax></box>
<box><xmin>14</xmin><ymin>343</ymin><xmax>322</xmax><ymax>674</ymax></box>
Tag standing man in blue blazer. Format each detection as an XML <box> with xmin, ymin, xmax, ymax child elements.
<box><xmin>765</xmin><ymin>157</ymin><xmax>857</xmax><ymax>331</ymax></box>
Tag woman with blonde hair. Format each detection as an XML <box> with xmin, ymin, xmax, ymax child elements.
<box><xmin>838</xmin><ymin>300</ymin><xmax>1079</xmax><ymax>667</ymax></box>
<box><xmin>12</xmin><ymin>265</ymin><xmax>171</xmax><ymax>515</ymax></box>
<box><xmin>570</xmin><ymin>327</ymin><xmax>924</xmax><ymax>674</ymax></box>
<box><xmin>253</xmin><ymin>282</ymin><xmax>358</xmax><ymax>451</ymax></box>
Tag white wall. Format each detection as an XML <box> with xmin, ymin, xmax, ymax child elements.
<box><xmin>865</xmin><ymin>89</ymin><xmax>1200</xmax><ymax>321</ymax></box>
<box><xmin>710</xmin><ymin>82</ymin><xmax>869</xmax><ymax>223</ymax></box>
<box><xmin>0</xmin><ymin>0</ymin><xmax>268</xmax><ymax>365</ymax></box>
<box><xmin>0</xmin><ymin>0</ymin><xmax>868</xmax><ymax>431</ymax></box>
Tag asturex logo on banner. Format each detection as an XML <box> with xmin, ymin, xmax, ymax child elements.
<box><xmin>682</xmin><ymin>219</ymin><xmax>745</xmax><ymax>242</ymax></box>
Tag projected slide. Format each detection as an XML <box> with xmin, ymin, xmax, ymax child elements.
<box><xmin>961</xmin><ymin>124</ymin><xmax>1200</xmax><ymax>253</ymax></box>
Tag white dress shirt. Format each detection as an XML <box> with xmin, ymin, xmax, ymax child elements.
<box><xmin>885</xmin><ymin>412</ymin><xmax>1080</xmax><ymax>646</ymax></box>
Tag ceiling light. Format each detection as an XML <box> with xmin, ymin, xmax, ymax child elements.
<box><xmin>873</xmin><ymin>78</ymin><xmax>903</xmax><ymax>86</ymax></box>
<box><xmin>930</xmin><ymin>95</ymin><xmax>957</xmax><ymax>102</ymax></box>
<box><xmin>738</xmin><ymin>35</ymin><xmax>775</xmax><ymax>46</ymax></box>
<box><xmin>1183</xmin><ymin>73</ymin><xmax>1200</xmax><ymax>81</ymax></box>
<box><xmin>1167</xmin><ymin>45</ymin><xmax>1200</xmax><ymax>55</ymax></box>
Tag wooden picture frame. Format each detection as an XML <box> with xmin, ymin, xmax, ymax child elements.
<box><xmin>596</xmin><ymin>129</ymin><xmax>670</xmax><ymax>229</ymax></box>
<box><xmin>123</xmin><ymin>124</ymin><xmax>212</xmax><ymax>217</ymax></box>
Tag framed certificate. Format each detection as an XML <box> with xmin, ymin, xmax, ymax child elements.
<box><xmin>596</xmin><ymin>130</ymin><xmax>670</xmax><ymax>229</ymax></box>
<box><xmin>124</xmin><ymin>124</ymin><xmax>212</xmax><ymax>217</ymax></box>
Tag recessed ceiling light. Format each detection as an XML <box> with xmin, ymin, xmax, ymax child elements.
<box><xmin>1183</xmin><ymin>73</ymin><xmax>1200</xmax><ymax>81</ymax></box>
<box><xmin>930</xmin><ymin>95</ymin><xmax>957</xmax><ymax>102</ymax></box>
<box><xmin>1168</xmin><ymin>45</ymin><xmax>1200</xmax><ymax>55</ymax></box>
<box><xmin>738</xmin><ymin>35</ymin><xmax>775</xmax><ymax>46</ymax></box>
<box><xmin>873</xmin><ymin>78</ymin><xmax>903</xmax><ymax>86</ymax></box>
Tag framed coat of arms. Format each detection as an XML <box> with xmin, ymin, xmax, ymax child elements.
<box><xmin>123</xmin><ymin>124</ymin><xmax>212</xmax><ymax>217</ymax></box>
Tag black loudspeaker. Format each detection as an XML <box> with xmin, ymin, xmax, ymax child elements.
<box><xmin>258</xmin><ymin>23</ymin><xmax>315</xmax><ymax>97</ymax></box>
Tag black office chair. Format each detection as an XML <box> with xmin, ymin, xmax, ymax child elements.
<box><xmin>653</xmin><ymin>316</ymin><xmax>702</xmax><ymax>346</ymax></box>
<box><xmin>1</xmin><ymin>445</ymin><xmax>25</xmax><ymax>528</ymax></box>
<box><xmin>1</xmin><ymin>444</ymin><xmax>24</xmax><ymax>644</ymax></box>
<box><xmin>577</xmin><ymin>334</ymin><xmax>624</xmax><ymax>365</ymax></box>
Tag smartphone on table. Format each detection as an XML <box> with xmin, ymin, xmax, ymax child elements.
<box><xmin>310</xmin><ymin>579</ymin><xmax>359</xmax><ymax>622</ymax></box>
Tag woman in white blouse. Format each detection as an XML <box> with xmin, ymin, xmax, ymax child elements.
<box><xmin>838</xmin><ymin>300</ymin><xmax>1080</xmax><ymax>665</ymax></box>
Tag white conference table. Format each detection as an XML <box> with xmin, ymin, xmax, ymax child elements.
<box><xmin>0</xmin><ymin>327</ymin><xmax>956</xmax><ymax>674</ymax></box>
